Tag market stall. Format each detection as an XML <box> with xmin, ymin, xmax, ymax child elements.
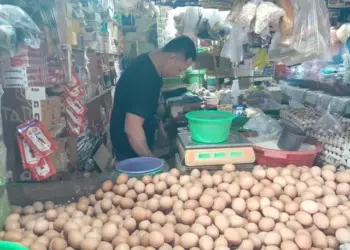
<box><xmin>0</xmin><ymin>0</ymin><xmax>350</xmax><ymax>249</ymax></box>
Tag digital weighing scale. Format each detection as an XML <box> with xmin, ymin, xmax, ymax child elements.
<box><xmin>177</xmin><ymin>131</ymin><xmax>256</xmax><ymax>167</ymax></box>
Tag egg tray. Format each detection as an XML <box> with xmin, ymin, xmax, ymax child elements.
<box><xmin>184</xmin><ymin>164</ymin><xmax>255</xmax><ymax>175</ymax></box>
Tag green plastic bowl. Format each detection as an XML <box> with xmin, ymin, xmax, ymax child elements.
<box><xmin>207</xmin><ymin>76</ymin><xmax>216</xmax><ymax>86</ymax></box>
<box><xmin>0</xmin><ymin>242</ymin><xmax>28</xmax><ymax>250</ymax></box>
<box><xmin>163</xmin><ymin>76</ymin><xmax>184</xmax><ymax>86</ymax></box>
<box><xmin>186</xmin><ymin>69</ymin><xmax>206</xmax><ymax>85</ymax></box>
<box><xmin>186</xmin><ymin>110</ymin><xmax>235</xmax><ymax>143</ymax></box>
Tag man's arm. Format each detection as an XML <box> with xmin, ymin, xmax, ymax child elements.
<box><xmin>125</xmin><ymin>113</ymin><xmax>153</xmax><ymax>157</ymax></box>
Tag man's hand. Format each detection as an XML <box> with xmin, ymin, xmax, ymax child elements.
<box><xmin>125</xmin><ymin>113</ymin><xmax>153</xmax><ymax>157</ymax></box>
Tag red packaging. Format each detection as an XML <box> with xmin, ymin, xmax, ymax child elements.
<box><xmin>65</xmin><ymin>97</ymin><xmax>87</xmax><ymax>117</ymax></box>
<box><xmin>66</xmin><ymin>106</ymin><xmax>86</xmax><ymax>125</ymax></box>
<box><xmin>67</xmin><ymin>118</ymin><xmax>84</xmax><ymax>136</ymax></box>
<box><xmin>64</xmin><ymin>85</ymin><xmax>85</xmax><ymax>99</ymax></box>
<box><xmin>67</xmin><ymin>72</ymin><xmax>82</xmax><ymax>89</ymax></box>
<box><xmin>17</xmin><ymin>135</ymin><xmax>40</xmax><ymax>170</ymax></box>
<box><xmin>30</xmin><ymin>157</ymin><xmax>56</xmax><ymax>181</ymax></box>
<box><xmin>17</xmin><ymin>119</ymin><xmax>57</xmax><ymax>158</ymax></box>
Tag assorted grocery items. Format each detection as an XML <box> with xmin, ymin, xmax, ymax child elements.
<box><xmin>1</xmin><ymin>164</ymin><xmax>350</xmax><ymax>250</ymax></box>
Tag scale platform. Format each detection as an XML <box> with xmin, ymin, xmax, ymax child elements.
<box><xmin>177</xmin><ymin>131</ymin><xmax>256</xmax><ymax>167</ymax></box>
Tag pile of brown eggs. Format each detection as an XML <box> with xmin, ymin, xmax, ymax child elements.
<box><xmin>1</xmin><ymin>164</ymin><xmax>350</xmax><ymax>250</ymax></box>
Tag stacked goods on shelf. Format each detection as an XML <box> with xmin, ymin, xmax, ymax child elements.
<box><xmin>1</xmin><ymin>165</ymin><xmax>350</xmax><ymax>249</ymax></box>
<box><xmin>281</xmin><ymin>108</ymin><xmax>350</xmax><ymax>168</ymax></box>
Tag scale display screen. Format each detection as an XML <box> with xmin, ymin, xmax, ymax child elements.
<box><xmin>195</xmin><ymin>151</ymin><xmax>244</xmax><ymax>160</ymax></box>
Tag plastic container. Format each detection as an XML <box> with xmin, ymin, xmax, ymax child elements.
<box><xmin>186</xmin><ymin>69</ymin><xmax>206</xmax><ymax>85</ymax></box>
<box><xmin>186</xmin><ymin>110</ymin><xmax>235</xmax><ymax>143</ymax></box>
<box><xmin>0</xmin><ymin>242</ymin><xmax>28</xmax><ymax>250</ymax></box>
<box><xmin>277</xmin><ymin>126</ymin><xmax>307</xmax><ymax>151</ymax></box>
<box><xmin>207</xmin><ymin>76</ymin><xmax>216</xmax><ymax>91</ymax></box>
<box><xmin>115</xmin><ymin>157</ymin><xmax>165</xmax><ymax>177</ymax></box>
<box><xmin>253</xmin><ymin>140</ymin><xmax>322</xmax><ymax>167</ymax></box>
<box><xmin>163</xmin><ymin>76</ymin><xmax>183</xmax><ymax>86</ymax></box>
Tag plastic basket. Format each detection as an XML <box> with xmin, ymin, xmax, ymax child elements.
<box><xmin>0</xmin><ymin>242</ymin><xmax>28</xmax><ymax>250</ymax></box>
<box><xmin>115</xmin><ymin>157</ymin><xmax>165</xmax><ymax>176</ymax></box>
<box><xmin>186</xmin><ymin>110</ymin><xmax>235</xmax><ymax>143</ymax></box>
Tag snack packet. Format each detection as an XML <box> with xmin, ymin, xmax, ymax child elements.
<box><xmin>30</xmin><ymin>157</ymin><xmax>56</xmax><ymax>181</ymax></box>
<box><xmin>65</xmin><ymin>96</ymin><xmax>88</xmax><ymax>117</ymax></box>
<box><xmin>17</xmin><ymin>119</ymin><xmax>57</xmax><ymax>158</ymax></box>
<box><xmin>17</xmin><ymin>135</ymin><xmax>40</xmax><ymax>170</ymax></box>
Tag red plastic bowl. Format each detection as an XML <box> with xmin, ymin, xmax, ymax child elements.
<box><xmin>253</xmin><ymin>139</ymin><xmax>322</xmax><ymax>167</ymax></box>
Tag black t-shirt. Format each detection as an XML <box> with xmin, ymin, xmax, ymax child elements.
<box><xmin>110</xmin><ymin>53</ymin><xmax>163</xmax><ymax>159</ymax></box>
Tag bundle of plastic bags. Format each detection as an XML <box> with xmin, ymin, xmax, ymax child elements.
<box><xmin>269</xmin><ymin>0</ymin><xmax>332</xmax><ymax>66</ymax></box>
<box><xmin>0</xmin><ymin>5</ymin><xmax>41</xmax><ymax>57</ymax></box>
<box><xmin>183</xmin><ymin>7</ymin><xmax>231</xmax><ymax>41</ymax></box>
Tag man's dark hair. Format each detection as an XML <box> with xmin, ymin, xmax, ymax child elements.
<box><xmin>162</xmin><ymin>36</ymin><xmax>197</xmax><ymax>61</ymax></box>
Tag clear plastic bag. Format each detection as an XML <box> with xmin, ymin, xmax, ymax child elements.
<box><xmin>269</xmin><ymin>0</ymin><xmax>332</xmax><ymax>65</ymax></box>
<box><xmin>315</xmin><ymin>105</ymin><xmax>343</xmax><ymax>134</ymax></box>
<box><xmin>183</xmin><ymin>7</ymin><xmax>202</xmax><ymax>38</ymax></box>
<box><xmin>244</xmin><ymin>112</ymin><xmax>282</xmax><ymax>142</ymax></box>
<box><xmin>0</xmin><ymin>17</ymin><xmax>16</xmax><ymax>57</ymax></box>
<box><xmin>220</xmin><ymin>24</ymin><xmax>247</xmax><ymax>64</ymax></box>
<box><xmin>254</xmin><ymin>2</ymin><xmax>285</xmax><ymax>37</ymax></box>
<box><xmin>231</xmin><ymin>1</ymin><xmax>260</xmax><ymax>31</ymax></box>
<box><xmin>0</xmin><ymin>5</ymin><xmax>41</xmax><ymax>49</ymax></box>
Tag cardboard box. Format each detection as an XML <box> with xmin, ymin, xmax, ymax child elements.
<box><xmin>31</xmin><ymin>97</ymin><xmax>62</xmax><ymax>130</ymax></box>
<box><xmin>49</xmin><ymin>138</ymin><xmax>69</xmax><ymax>172</ymax></box>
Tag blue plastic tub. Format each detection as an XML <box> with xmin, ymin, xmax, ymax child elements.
<box><xmin>115</xmin><ymin>157</ymin><xmax>165</xmax><ymax>176</ymax></box>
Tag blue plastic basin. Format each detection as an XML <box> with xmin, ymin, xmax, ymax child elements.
<box><xmin>115</xmin><ymin>157</ymin><xmax>164</xmax><ymax>175</ymax></box>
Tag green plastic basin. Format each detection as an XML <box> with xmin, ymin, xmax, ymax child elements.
<box><xmin>0</xmin><ymin>242</ymin><xmax>28</xmax><ymax>250</ymax></box>
<box><xmin>207</xmin><ymin>76</ymin><xmax>216</xmax><ymax>86</ymax></box>
<box><xmin>186</xmin><ymin>110</ymin><xmax>235</xmax><ymax>143</ymax></box>
<box><xmin>186</xmin><ymin>69</ymin><xmax>206</xmax><ymax>85</ymax></box>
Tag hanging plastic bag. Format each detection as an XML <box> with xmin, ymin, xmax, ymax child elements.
<box><xmin>183</xmin><ymin>7</ymin><xmax>202</xmax><ymax>39</ymax></box>
<box><xmin>230</xmin><ymin>0</ymin><xmax>262</xmax><ymax>31</ymax></box>
<box><xmin>220</xmin><ymin>24</ymin><xmax>247</xmax><ymax>64</ymax></box>
<box><xmin>0</xmin><ymin>17</ymin><xmax>16</xmax><ymax>57</ymax></box>
<box><xmin>290</xmin><ymin>0</ymin><xmax>331</xmax><ymax>59</ymax></box>
<box><xmin>271</xmin><ymin>0</ymin><xmax>331</xmax><ymax>65</ymax></box>
<box><xmin>0</xmin><ymin>5</ymin><xmax>41</xmax><ymax>49</ymax></box>
<box><xmin>254</xmin><ymin>2</ymin><xmax>285</xmax><ymax>37</ymax></box>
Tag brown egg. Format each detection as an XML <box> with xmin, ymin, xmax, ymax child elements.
<box><xmin>224</xmin><ymin>228</ymin><xmax>242</xmax><ymax>246</ymax></box>
<box><xmin>33</xmin><ymin>219</ymin><xmax>50</xmax><ymax>235</ymax></box>
<box><xmin>30</xmin><ymin>242</ymin><xmax>47</xmax><ymax>250</ymax></box>
<box><xmin>159</xmin><ymin>197</ymin><xmax>173</xmax><ymax>211</ymax></box>
<box><xmin>231</xmin><ymin>198</ymin><xmax>246</xmax><ymax>214</ymax></box>
<box><xmin>67</xmin><ymin>230</ymin><xmax>84</xmax><ymax>249</ymax></box>
<box><xmin>116</xmin><ymin>175</ymin><xmax>129</xmax><ymax>186</ymax></box>
<box><xmin>199</xmin><ymin>195</ymin><xmax>214</xmax><ymax>209</ymax></box>
<box><xmin>49</xmin><ymin>238</ymin><xmax>68</xmax><ymax>250</ymax></box>
<box><xmin>97</xmin><ymin>241</ymin><xmax>113</xmax><ymax>250</ymax></box>
<box><xmin>148</xmin><ymin>231</ymin><xmax>165</xmax><ymax>248</ymax></box>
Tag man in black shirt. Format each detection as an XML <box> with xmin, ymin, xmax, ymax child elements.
<box><xmin>110</xmin><ymin>36</ymin><xmax>197</xmax><ymax>160</ymax></box>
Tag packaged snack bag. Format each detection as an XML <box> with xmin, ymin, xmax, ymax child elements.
<box><xmin>17</xmin><ymin>135</ymin><xmax>40</xmax><ymax>169</ymax></box>
<box><xmin>30</xmin><ymin>157</ymin><xmax>56</xmax><ymax>181</ymax></box>
<box><xmin>17</xmin><ymin>119</ymin><xmax>57</xmax><ymax>158</ymax></box>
